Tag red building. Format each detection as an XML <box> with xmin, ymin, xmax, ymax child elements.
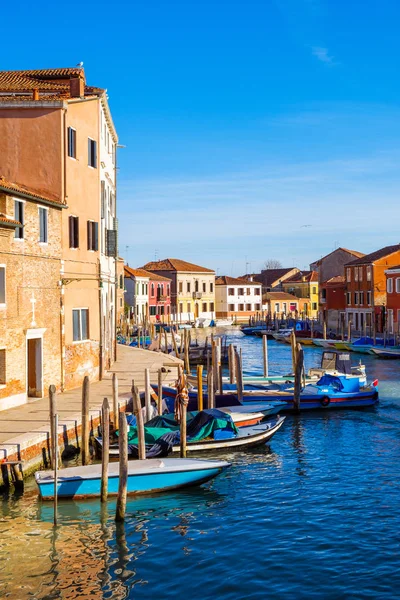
<box><xmin>385</xmin><ymin>266</ymin><xmax>400</xmax><ymax>333</ymax></box>
<box><xmin>148</xmin><ymin>272</ymin><xmax>172</xmax><ymax>321</ymax></box>
<box><xmin>319</xmin><ymin>276</ymin><xmax>346</xmax><ymax>330</ymax></box>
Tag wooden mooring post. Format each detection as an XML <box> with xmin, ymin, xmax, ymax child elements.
<box><xmin>53</xmin><ymin>413</ymin><xmax>58</xmax><ymax>526</ymax></box>
<box><xmin>180</xmin><ymin>395</ymin><xmax>187</xmax><ymax>458</ymax></box>
<box><xmin>115</xmin><ymin>412</ymin><xmax>128</xmax><ymax>522</ymax></box>
<box><xmin>347</xmin><ymin>320</ymin><xmax>352</xmax><ymax>343</ymax></box>
<box><xmin>144</xmin><ymin>368</ymin><xmax>151</xmax><ymax>422</ymax></box>
<box><xmin>81</xmin><ymin>375</ymin><xmax>90</xmax><ymax>465</ymax></box>
<box><xmin>207</xmin><ymin>368</ymin><xmax>214</xmax><ymax>409</ymax></box>
<box><xmin>49</xmin><ymin>384</ymin><xmax>57</xmax><ymax>469</ymax></box>
<box><xmin>197</xmin><ymin>365</ymin><xmax>203</xmax><ymax>411</ymax></box>
<box><xmin>132</xmin><ymin>383</ymin><xmax>146</xmax><ymax>460</ymax></box>
<box><xmin>112</xmin><ymin>373</ymin><xmax>119</xmax><ymax>430</ymax></box>
<box><xmin>101</xmin><ymin>397</ymin><xmax>110</xmax><ymax>503</ymax></box>
<box><xmin>158</xmin><ymin>368</ymin><xmax>163</xmax><ymax>415</ymax></box>
<box><xmin>293</xmin><ymin>343</ymin><xmax>304</xmax><ymax>414</ymax></box>
<box><xmin>262</xmin><ymin>335</ymin><xmax>268</xmax><ymax>378</ymax></box>
<box><xmin>235</xmin><ymin>350</ymin><xmax>243</xmax><ymax>403</ymax></box>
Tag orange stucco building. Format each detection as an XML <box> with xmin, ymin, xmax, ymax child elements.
<box><xmin>0</xmin><ymin>67</ymin><xmax>118</xmax><ymax>402</ymax></box>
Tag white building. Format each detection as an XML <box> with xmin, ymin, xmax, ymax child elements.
<box><xmin>124</xmin><ymin>266</ymin><xmax>149</xmax><ymax>323</ymax></box>
<box><xmin>99</xmin><ymin>100</ymin><xmax>118</xmax><ymax>369</ymax></box>
<box><xmin>215</xmin><ymin>276</ymin><xmax>262</xmax><ymax>321</ymax></box>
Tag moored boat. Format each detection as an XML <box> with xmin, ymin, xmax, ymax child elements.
<box><xmin>370</xmin><ymin>347</ymin><xmax>400</xmax><ymax>359</ymax></box>
<box><xmin>35</xmin><ymin>457</ymin><xmax>231</xmax><ymax>500</ymax></box>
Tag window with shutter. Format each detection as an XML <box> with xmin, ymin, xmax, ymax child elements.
<box><xmin>39</xmin><ymin>207</ymin><xmax>48</xmax><ymax>243</ymax></box>
<box><xmin>68</xmin><ymin>127</ymin><xmax>76</xmax><ymax>158</ymax></box>
<box><xmin>14</xmin><ymin>200</ymin><xmax>24</xmax><ymax>239</ymax></box>
<box><xmin>88</xmin><ymin>138</ymin><xmax>97</xmax><ymax>168</ymax></box>
<box><xmin>69</xmin><ymin>216</ymin><xmax>79</xmax><ymax>248</ymax></box>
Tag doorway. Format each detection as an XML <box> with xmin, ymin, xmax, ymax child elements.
<box><xmin>27</xmin><ymin>337</ymin><xmax>43</xmax><ymax>398</ymax></box>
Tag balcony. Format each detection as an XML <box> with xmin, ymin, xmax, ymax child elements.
<box><xmin>192</xmin><ymin>292</ymin><xmax>203</xmax><ymax>299</ymax></box>
<box><xmin>157</xmin><ymin>295</ymin><xmax>168</xmax><ymax>302</ymax></box>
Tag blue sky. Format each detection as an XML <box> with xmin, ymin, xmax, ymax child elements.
<box><xmin>3</xmin><ymin>1</ymin><xmax>400</xmax><ymax>275</ymax></box>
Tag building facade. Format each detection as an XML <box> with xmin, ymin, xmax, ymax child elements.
<box><xmin>345</xmin><ymin>244</ymin><xmax>400</xmax><ymax>333</ymax></box>
<box><xmin>385</xmin><ymin>266</ymin><xmax>400</xmax><ymax>333</ymax></box>
<box><xmin>148</xmin><ymin>272</ymin><xmax>172</xmax><ymax>321</ymax></box>
<box><xmin>215</xmin><ymin>276</ymin><xmax>262</xmax><ymax>321</ymax></box>
<box><xmin>0</xmin><ymin>67</ymin><xmax>118</xmax><ymax>390</ymax></box>
<box><xmin>0</xmin><ymin>178</ymin><xmax>63</xmax><ymax>410</ymax></box>
<box><xmin>124</xmin><ymin>267</ymin><xmax>149</xmax><ymax>323</ymax></box>
<box><xmin>262</xmin><ymin>292</ymin><xmax>301</xmax><ymax>317</ymax></box>
<box><xmin>282</xmin><ymin>271</ymin><xmax>319</xmax><ymax>318</ymax></box>
<box><xmin>319</xmin><ymin>276</ymin><xmax>346</xmax><ymax>329</ymax></box>
<box><xmin>142</xmin><ymin>258</ymin><xmax>215</xmax><ymax>323</ymax></box>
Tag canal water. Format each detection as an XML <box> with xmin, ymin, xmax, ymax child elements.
<box><xmin>1</xmin><ymin>328</ymin><xmax>400</xmax><ymax>599</ymax></box>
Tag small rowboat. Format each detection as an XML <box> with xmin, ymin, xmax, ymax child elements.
<box><xmin>95</xmin><ymin>416</ymin><xmax>286</xmax><ymax>458</ymax></box>
<box><xmin>370</xmin><ymin>347</ymin><xmax>400</xmax><ymax>359</ymax></box>
<box><xmin>35</xmin><ymin>458</ymin><xmax>230</xmax><ymax>500</ymax></box>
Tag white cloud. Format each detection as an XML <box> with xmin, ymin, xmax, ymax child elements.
<box><xmin>311</xmin><ymin>46</ymin><xmax>335</xmax><ymax>64</ymax></box>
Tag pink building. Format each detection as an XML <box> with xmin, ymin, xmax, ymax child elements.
<box><xmin>148</xmin><ymin>272</ymin><xmax>172</xmax><ymax>321</ymax></box>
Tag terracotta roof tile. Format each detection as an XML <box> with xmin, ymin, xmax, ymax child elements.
<box><xmin>216</xmin><ymin>275</ymin><xmax>259</xmax><ymax>286</ymax></box>
<box><xmin>325</xmin><ymin>275</ymin><xmax>345</xmax><ymax>284</ymax></box>
<box><xmin>124</xmin><ymin>266</ymin><xmax>151</xmax><ymax>279</ymax></box>
<box><xmin>345</xmin><ymin>244</ymin><xmax>400</xmax><ymax>266</ymax></box>
<box><xmin>142</xmin><ymin>258</ymin><xmax>214</xmax><ymax>273</ymax></box>
<box><xmin>263</xmin><ymin>291</ymin><xmax>300</xmax><ymax>301</ymax></box>
<box><xmin>283</xmin><ymin>270</ymin><xmax>318</xmax><ymax>283</ymax></box>
<box><xmin>0</xmin><ymin>176</ymin><xmax>65</xmax><ymax>206</ymax></box>
<box><xmin>0</xmin><ymin>213</ymin><xmax>21</xmax><ymax>228</ymax></box>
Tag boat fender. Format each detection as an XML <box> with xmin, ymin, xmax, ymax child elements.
<box><xmin>320</xmin><ymin>396</ymin><xmax>330</xmax><ymax>407</ymax></box>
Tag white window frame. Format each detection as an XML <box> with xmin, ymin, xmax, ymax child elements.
<box><xmin>367</xmin><ymin>291</ymin><xmax>372</xmax><ymax>306</ymax></box>
<box><xmin>38</xmin><ymin>205</ymin><xmax>48</xmax><ymax>244</ymax></box>
<box><xmin>396</xmin><ymin>278</ymin><xmax>400</xmax><ymax>293</ymax></box>
<box><xmin>72</xmin><ymin>308</ymin><xmax>89</xmax><ymax>342</ymax></box>
<box><xmin>387</xmin><ymin>278</ymin><xmax>393</xmax><ymax>293</ymax></box>
<box><xmin>346</xmin><ymin>268</ymin><xmax>351</xmax><ymax>283</ymax></box>
<box><xmin>0</xmin><ymin>265</ymin><xmax>5</xmax><ymax>307</ymax></box>
<box><xmin>366</xmin><ymin>266</ymin><xmax>372</xmax><ymax>282</ymax></box>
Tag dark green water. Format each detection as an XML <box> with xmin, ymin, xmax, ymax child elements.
<box><xmin>1</xmin><ymin>329</ymin><xmax>400</xmax><ymax>599</ymax></box>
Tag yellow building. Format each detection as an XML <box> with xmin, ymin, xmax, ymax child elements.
<box><xmin>282</xmin><ymin>271</ymin><xmax>319</xmax><ymax>318</ymax></box>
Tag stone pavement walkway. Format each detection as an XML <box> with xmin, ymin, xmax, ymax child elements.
<box><xmin>0</xmin><ymin>345</ymin><xmax>182</xmax><ymax>476</ymax></box>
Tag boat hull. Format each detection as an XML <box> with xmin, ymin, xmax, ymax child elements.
<box><xmin>36</xmin><ymin>458</ymin><xmax>229</xmax><ymax>500</ymax></box>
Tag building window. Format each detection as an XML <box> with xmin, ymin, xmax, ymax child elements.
<box><xmin>387</xmin><ymin>278</ymin><xmax>393</xmax><ymax>293</ymax></box>
<box><xmin>195</xmin><ymin>280</ymin><xmax>199</xmax><ymax>292</ymax></box>
<box><xmin>202</xmin><ymin>282</ymin><xmax>206</xmax><ymax>293</ymax></box>
<box><xmin>255</xmin><ymin>288</ymin><xmax>260</xmax><ymax>295</ymax></box>
<box><xmin>69</xmin><ymin>216</ymin><xmax>79</xmax><ymax>248</ymax></box>
<box><xmin>210</xmin><ymin>302</ymin><xmax>214</xmax><ymax>311</ymax></box>
<box><xmin>312</xmin><ymin>286</ymin><xmax>317</xmax><ymax>294</ymax></box>
<box><xmin>0</xmin><ymin>266</ymin><xmax>5</xmax><ymax>305</ymax></box>
<box><xmin>274</xmin><ymin>303</ymin><xmax>279</xmax><ymax>313</ymax></box>
<box><xmin>101</xmin><ymin>181</ymin><xmax>106</xmax><ymax>219</ymax></box>
<box><xmin>346</xmin><ymin>268</ymin><xmax>351</xmax><ymax>282</ymax></box>
<box><xmin>246</xmin><ymin>303</ymin><xmax>252</xmax><ymax>311</ymax></box>
<box><xmin>355</xmin><ymin>292</ymin><xmax>359</xmax><ymax>305</ymax></box>
<box><xmin>229</xmin><ymin>303</ymin><xmax>235</xmax><ymax>311</ymax></box>
<box><xmin>88</xmin><ymin>138</ymin><xmax>97</xmax><ymax>168</ymax></box>
<box><xmin>179</xmin><ymin>303</ymin><xmax>183</xmax><ymax>313</ymax></box>
<box><xmin>187</xmin><ymin>302</ymin><xmax>191</xmax><ymax>313</ymax></box>
<box><xmin>238</xmin><ymin>288</ymin><xmax>244</xmax><ymax>295</ymax></box>
<box><xmin>282</xmin><ymin>303</ymin><xmax>287</xmax><ymax>313</ymax></box>
<box><xmin>178</xmin><ymin>282</ymin><xmax>183</xmax><ymax>293</ymax></box>
<box><xmin>39</xmin><ymin>207</ymin><xmax>48</xmax><ymax>243</ymax></box>
<box><xmin>396</xmin><ymin>278</ymin><xmax>400</xmax><ymax>293</ymax></box>
<box><xmin>346</xmin><ymin>292</ymin><xmax>351</xmax><ymax>305</ymax></box>
<box><xmin>150</xmin><ymin>306</ymin><xmax>157</xmax><ymax>316</ymax></box>
<box><xmin>187</xmin><ymin>282</ymin><xmax>191</xmax><ymax>293</ymax></box>
<box><xmin>87</xmin><ymin>221</ymin><xmax>99</xmax><ymax>251</ymax></box>
<box><xmin>359</xmin><ymin>291</ymin><xmax>364</xmax><ymax>305</ymax></box>
<box><xmin>0</xmin><ymin>349</ymin><xmax>5</xmax><ymax>384</ymax></box>
<box><xmin>151</xmin><ymin>284</ymin><xmax>155</xmax><ymax>297</ymax></box>
<box><xmin>312</xmin><ymin>302</ymin><xmax>317</xmax><ymax>310</ymax></box>
<box><xmin>354</xmin><ymin>268</ymin><xmax>358</xmax><ymax>282</ymax></box>
<box><xmin>202</xmin><ymin>302</ymin><xmax>207</xmax><ymax>312</ymax></box>
<box><xmin>167</xmin><ymin>285</ymin><xmax>170</xmax><ymax>296</ymax></box>
<box><xmin>358</xmin><ymin>267</ymin><xmax>363</xmax><ymax>281</ymax></box>
<box><xmin>228</xmin><ymin>288</ymin><xmax>235</xmax><ymax>296</ymax></box>
<box><xmin>210</xmin><ymin>282</ymin><xmax>214</xmax><ymax>293</ymax></box>
<box><xmin>14</xmin><ymin>200</ymin><xmax>24</xmax><ymax>239</ymax></box>
<box><xmin>366</xmin><ymin>266</ymin><xmax>372</xmax><ymax>282</ymax></box>
<box><xmin>255</xmin><ymin>303</ymin><xmax>261</xmax><ymax>311</ymax></box>
<box><xmin>367</xmin><ymin>291</ymin><xmax>372</xmax><ymax>306</ymax></box>
<box><xmin>119</xmin><ymin>275</ymin><xmax>123</xmax><ymax>289</ymax></box>
<box><xmin>68</xmin><ymin>127</ymin><xmax>76</xmax><ymax>158</ymax></box>
<box><xmin>238</xmin><ymin>304</ymin><xmax>244</xmax><ymax>311</ymax></box>
<box><xmin>72</xmin><ymin>308</ymin><xmax>89</xmax><ymax>341</ymax></box>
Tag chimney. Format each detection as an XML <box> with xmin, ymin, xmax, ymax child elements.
<box><xmin>70</xmin><ymin>74</ymin><xmax>85</xmax><ymax>98</ymax></box>
<box><xmin>32</xmin><ymin>88</ymin><xmax>39</xmax><ymax>101</ymax></box>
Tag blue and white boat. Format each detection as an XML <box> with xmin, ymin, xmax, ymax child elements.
<box><xmin>35</xmin><ymin>458</ymin><xmax>230</xmax><ymax>500</ymax></box>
